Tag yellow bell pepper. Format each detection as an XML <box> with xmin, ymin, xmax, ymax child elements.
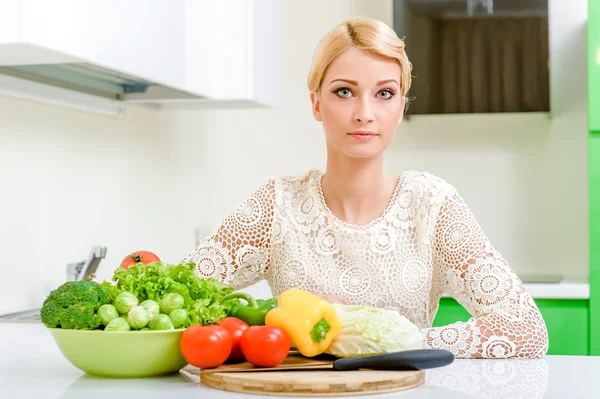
<box><xmin>265</xmin><ymin>288</ymin><xmax>341</xmax><ymax>357</ymax></box>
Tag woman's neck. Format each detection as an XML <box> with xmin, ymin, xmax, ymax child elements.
<box><xmin>321</xmin><ymin>149</ymin><xmax>398</xmax><ymax>226</ymax></box>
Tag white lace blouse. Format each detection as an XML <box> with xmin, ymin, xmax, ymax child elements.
<box><xmin>183</xmin><ymin>169</ymin><xmax>549</xmax><ymax>359</ymax></box>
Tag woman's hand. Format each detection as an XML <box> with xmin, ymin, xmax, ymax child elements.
<box><xmin>311</xmin><ymin>292</ymin><xmax>351</xmax><ymax>305</ymax></box>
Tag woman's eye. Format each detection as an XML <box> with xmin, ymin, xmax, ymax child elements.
<box><xmin>377</xmin><ymin>90</ymin><xmax>394</xmax><ymax>100</ymax></box>
<box><xmin>335</xmin><ymin>88</ymin><xmax>353</xmax><ymax>98</ymax></box>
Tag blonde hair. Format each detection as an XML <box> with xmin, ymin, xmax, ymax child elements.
<box><xmin>307</xmin><ymin>17</ymin><xmax>412</xmax><ymax>99</ymax></box>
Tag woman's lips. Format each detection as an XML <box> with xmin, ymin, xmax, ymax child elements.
<box><xmin>349</xmin><ymin>131</ymin><xmax>378</xmax><ymax>141</ymax></box>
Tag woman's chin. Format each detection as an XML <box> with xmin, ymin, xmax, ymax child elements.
<box><xmin>340</xmin><ymin>146</ymin><xmax>386</xmax><ymax>160</ymax></box>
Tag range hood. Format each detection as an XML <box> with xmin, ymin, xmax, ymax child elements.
<box><xmin>0</xmin><ymin>0</ymin><xmax>283</xmax><ymax>116</ymax></box>
<box><xmin>0</xmin><ymin>59</ymin><xmax>203</xmax><ymax>117</ymax></box>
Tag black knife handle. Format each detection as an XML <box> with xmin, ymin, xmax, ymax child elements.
<box><xmin>332</xmin><ymin>349</ymin><xmax>454</xmax><ymax>371</ymax></box>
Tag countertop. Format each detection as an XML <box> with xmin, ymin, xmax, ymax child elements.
<box><xmin>441</xmin><ymin>281</ymin><xmax>590</xmax><ymax>300</ymax></box>
<box><xmin>1</xmin><ymin>323</ymin><xmax>598</xmax><ymax>399</ymax></box>
<box><xmin>522</xmin><ymin>281</ymin><xmax>589</xmax><ymax>299</ymax></box>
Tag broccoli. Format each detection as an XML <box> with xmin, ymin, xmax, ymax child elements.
<box><xmin>40</xmin><ymin>281</ymin><xmax>111</xmax><ymax>330</ymax></box>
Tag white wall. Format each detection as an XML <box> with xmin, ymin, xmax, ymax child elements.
<box><xmin>0</xmin><ymin>0</ymin><xmax>589</xmax><ymax>314</ymax></box>
<box><xmin>0</xmin><ymin>100</ymin><xmax>204</xmax><ymax>314</ymax></box>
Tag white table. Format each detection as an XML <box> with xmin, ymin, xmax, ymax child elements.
<box><xmin>1</xmin><ymin>322</ymin><xmax>598</xmax><ymax>398</ymax></box>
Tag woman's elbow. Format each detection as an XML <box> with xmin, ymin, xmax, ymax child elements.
<box><xmin>515</xmin><ymin>308</ymin><xmax>549</xmax><ymax>359</ymax></box>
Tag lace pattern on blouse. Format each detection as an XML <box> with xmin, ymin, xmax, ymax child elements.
<box><xmin>182</xmin><ymin>169</ymin><xmax>548</xmax><ymax>358</ymax></box>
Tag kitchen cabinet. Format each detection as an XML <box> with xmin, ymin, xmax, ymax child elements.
<box><xmin>590</xmin><ymin>0</ymin><xmax>600</xmax><ymax>132</ymax></box>
<box><xmin>590</xmin><ymin>135</ymin><xmax>600</xmax><ymax>356</ymax></box>
<box><xmin>0</xmin><ymin>0</ymin><xmax>283</xmax><ymax>114</ymax></box>
<box><xmin>590</xmin><ymin>0</ymin><xmax>600</xmax><ymax>356</ymax></box>
<box><xmin>434</xmin><ymin>297</ymin><xmax>589</xmax><ymax>356</ymax></box>
<box><xmin>127</xmin><ymin>0</ymin><xmax>284</xmax><ymax>109</ymax></box>
<box><xmin>170</xmin><ymin>0</ymin><xmax>284</xmax><ymax>109</ymax></box>
<box><xmin>0</xmin><ymin>0</ymin><xmax>186</xmax><ymax>90</ymax></box>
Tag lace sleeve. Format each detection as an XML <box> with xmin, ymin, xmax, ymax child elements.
<box><xmin>423</xmin><ymin>187</ymin><xmax>549</xmax><ymax>358</ymax></box>
<box><xmin>182</xmin><ymin>179</ymin><xmax>276</xmax><ymax>290</ymax></box>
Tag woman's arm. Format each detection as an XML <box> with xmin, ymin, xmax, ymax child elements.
<box><xmin>182</xmin><ymin>180</ymin><xmax>276</xmax><ymax>290</ymax></box>
<box><xmin>423</xmin><ymin>187</ymin><xmax>549</xmax><ymax>358</ymax></box>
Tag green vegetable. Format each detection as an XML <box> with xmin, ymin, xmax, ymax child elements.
<box><xmin>149</xmin><ymin>314</ymin><xmax>174</xmax><ymax>330</ymax></box>
<box><xmin>99</xmin><ymin>281</ymin><xmax>122</xmax><ymax>303</ymax></box>
<box><xmin>169</xmin><ymin>309</ymin><xmax>189</xmax><ymax>328</ymax></box>
<box><xmin>139</xmin><ymin>327</ymin><xmax>150</xmax><ymax>331</ymax></box>
<box><xmin>324</xmin><ymin>304</ymin><xmax>424</xmax><ymax>358</ymax></box>
<box><xmin>114</xmin><ymin>292</ymin><xmax>139</xmax><ymax>315</ymax></box>
<box><xmin>40</xmin><ymin>281</ymin><xmax>111</xmax><ymax>330</ymax></box>
<box><xmin>105</xmin><ymin>316</ymin><xmax>131</xmax><ymax>331</ymax></box>
<box><xmin>140</xmin><ymin>300</ymin><xmax>160</xmax><ymax>319</ymax></box>
<box><xmin>220</xmin><ymin>292</ymin><xmax>277</xmax><ymax>326</ymax></box>
<box><xmin>160</xmin><ymin>293</ymin><xmax>184</xmax><ymax>314</ymax></box>
<box><xmin>127</xmin><ymin>306</ymin><xmax>150</xmax><ymax>329</ymax></box>
<box><xmin>97</xmin><ymin>304</ymin><xmax>119</xmax><ymax>325</ymax></box>
<box><xmin>101</xmin><ymin>262</ymin><xmax>237</xmax><ymax>327</ymax></box>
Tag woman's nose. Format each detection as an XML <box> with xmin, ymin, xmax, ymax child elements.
<box><xmin>354</xmin><ymin>98</ymin><xmax>375</xmax><ymax>123</ymax></box>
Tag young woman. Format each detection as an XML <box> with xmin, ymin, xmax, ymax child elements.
<box><xmin>183</xmin><ymin>16</ymin><xmax>549</xmax><ymax>359</ymax></box>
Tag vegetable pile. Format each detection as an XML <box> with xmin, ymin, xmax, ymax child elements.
<box><xmin>177</xmin><ymin>289</ymin><xmax>425</xmax><ymax>368</ymax></box>
<box><xmin>101</xmin><ymin>261</ymin><xmax>236</xmax><ymax>328</ymax></box>
<box><xmin>41</xmin><ymin>249</ymin><xmax>425</xmax><ymax>371</ymax></box>
<box><xmin>41</xmin><ymin>252</ymin><xmax>237</xmax><ymax>331</ymax></box>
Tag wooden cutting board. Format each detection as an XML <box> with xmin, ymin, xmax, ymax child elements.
<box><xmin>181</xmin><ymin>352</ymin><xmax>425</xmax><ymax>396</ymax></box>
<box><xmin>199</xmin><ymin>369</ymin><xmax>424</xmax><ymax>396</ymax></box>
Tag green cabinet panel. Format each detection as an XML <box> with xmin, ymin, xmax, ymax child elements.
<box><xmin>589</xmin><ymin>135</ymin><xmax>600</xmax><ymax>355</ymax></box>
<box><xmin>591</xmin><ymin>0</ymin><xmax>600</xmax><ymax>131</ymax></box>
<box><xmin>590</xmin><ymin>0</ymin><xmax>600</xmax><ymax>356</ymax></box>
<box><xmin>537</xmin><ymin>299</ymin><xmax>589</xmax><ymax>356</ymax></box>
<box><xmin>433</xmin><ymin>297</ymin><xmax>589</xmax><ymax>356</ymax></box>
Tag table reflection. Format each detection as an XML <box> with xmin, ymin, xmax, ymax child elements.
<box><xmin>58</xmin><ymin>358</ymin><xmax>549</xmax><ymax>399</ymax></box>
<box><xmin>426</xmin><ymin>358</ymin><xmax>549</xmax><ymax>398</ymax></box>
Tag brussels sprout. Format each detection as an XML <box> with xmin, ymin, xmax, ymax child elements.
<box><xmin>149</xmin><ymin>313</ymin><xmax>174</xmax><ymax>330</ymax></box>
<box><xmin>169</xmin><ymin>308</ymin><xmax>188</xmax><ymax>328</ymax></box>
<box><xmin>127</xmin><ymin>306</ymin><xmax>150</xmax><ymax>329</ymax></box>
<box><xmin>105</xmin><ymin>316</ymin><xmax>131</xmax><ymax>331</ymax></box>
<box><xmin>97</xmin><ymin>304</ymin><xmax>119</xmax><ymax>326</ymax></box>
<box><xmin>140</xmin><ymin>300</ymin><xmax>160</xmax><ymax>320</ymax></box>
<box><xmin>139</xmin><ymin>327</ymin><xmax>151</xmax><ymax>331</ymax></box>
<box><xmin>160</xmin><ymin>293</ymin><xmax>184</xmax><ymax>315</ymax></box>
<box><xmin>114</xmin><ymin>292</ymin><xmax>139</xmax><ymax>315</ymax></box>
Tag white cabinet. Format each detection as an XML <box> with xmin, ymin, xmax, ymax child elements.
<box><xmin>0</xmin><ymin>0</ymin><xmax>283</xmax><ymax>114</ymax></box>
<box><xmin>20</xmin><ymin>0</ymin><xmax>187</xmax><ymax>90</ymax></box>
<box><xmin>0</xmin><ymin>0</ymin><xmax>186</xmax><ymax>90</ymax></box>
<box><xmin>177</xmin><ymin>0</ymin><xmax>284</xmax><ymax>108</ymax></box>
<box><xmin>0</xmin><ymin>0</ymin><xmax>19</xmax><ymax>44</ymax></box>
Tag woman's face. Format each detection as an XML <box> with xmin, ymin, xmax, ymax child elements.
<box><xmin>310</xmin><ymin>47</ymin><xmax>405</xmax><ymax>160</ymax></box>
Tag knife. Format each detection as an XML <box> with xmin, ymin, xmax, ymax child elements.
<box><xmin>332</xmin><ymin>349</ymin><xmax>454</xmax><ymax>371</ymax></box>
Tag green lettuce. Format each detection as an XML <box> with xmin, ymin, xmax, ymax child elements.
<box><xmin>101</xmin><ymin>262</ymin><xmax>237</xmax><ymax>327</ymax></box>
<box><xmin>325</xmin><ymin>304</ymin><xmax>424</xmax><ymax>358</ymax></box>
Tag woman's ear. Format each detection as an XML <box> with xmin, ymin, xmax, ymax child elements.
<box><xmin>310</xmin><ymin>91</ymin><xmax>322</xmax><ymax>122</ymax></box>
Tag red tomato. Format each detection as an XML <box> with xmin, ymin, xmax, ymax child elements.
<box><xmin>218</xmin><ymin>317</ymin><xmax>249</xmax><ymax>363</ymax></box>
<box><xmin>240</xmin><ymin>326</ymin><xmax>291</xmax><ymax>368</ymax></box>
<box><xmin>180</xmin><ymin>325</ymin><xmax>232</xmax><ymax>369</ymax></box>
<box><xmin>120</xmin><ymin>250</ymin><xmax>161</xmax><ymax>270</ymax></box>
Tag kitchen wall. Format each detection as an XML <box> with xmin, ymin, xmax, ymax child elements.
<box><xmin>0</xmin><ymin>0</ymin><xmax>588</xmax><ymax>314</ymax></box>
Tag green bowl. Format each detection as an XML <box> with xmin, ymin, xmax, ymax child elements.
<box><xmin>48</xmin><ymin>328</ymin><xmax>188</xmax><ymax>378</ymax></box>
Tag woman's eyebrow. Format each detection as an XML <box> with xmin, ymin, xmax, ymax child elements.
<box><xmin>329</xmin><ymin>78</ymin><xmax>358</xmax><ymax>85</ymax></box>
<box><xmin>328</xmin><ymin>78</ymin><xmax>400</xmax><ymax>86</ymax></box>
<box><xmin>377</xmin><ymin>79</ymin><xmax>399</xmax><ymax>86</ymax></box>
